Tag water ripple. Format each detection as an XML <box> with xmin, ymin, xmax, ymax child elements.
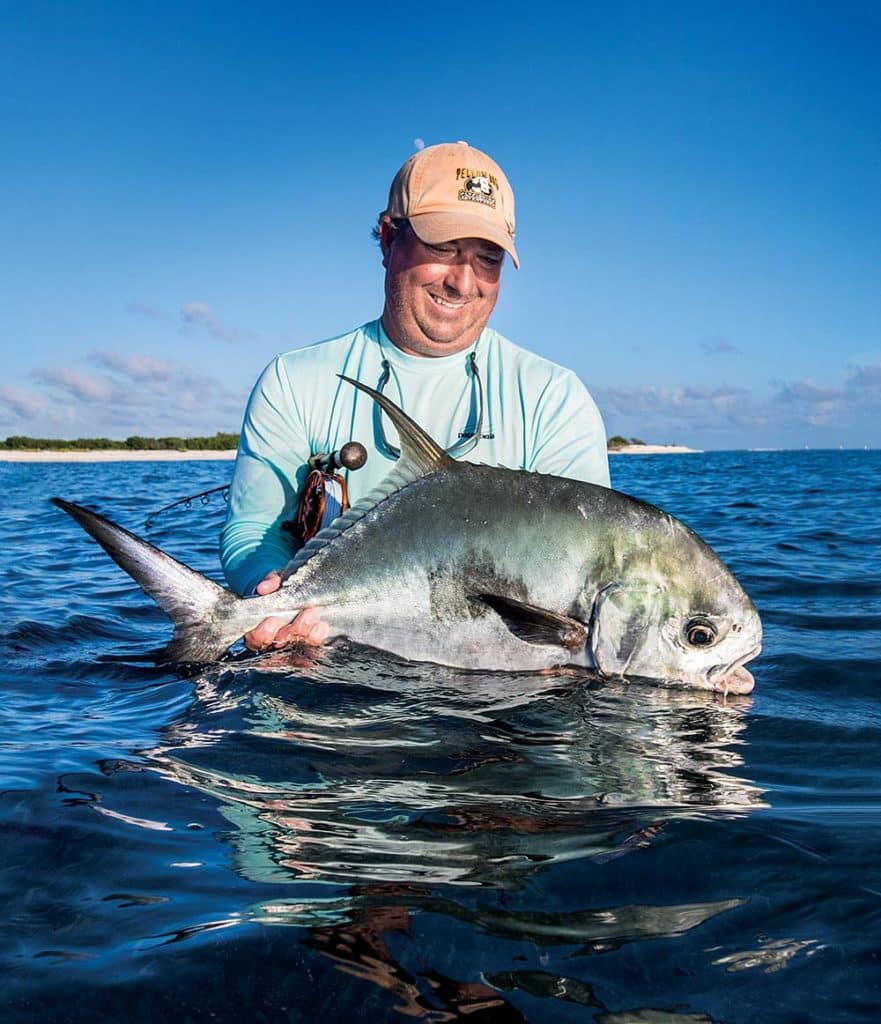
<box><xmin>2</xmin><ymin>452</ymin><xmax>881</xmax><ymax>1021</ymax></box>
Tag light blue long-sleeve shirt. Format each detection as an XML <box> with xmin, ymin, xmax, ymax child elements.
<box><xmin>221</xmin><ymin>320</ymin><xmax>609</xmax><ymax>595</ymax></box>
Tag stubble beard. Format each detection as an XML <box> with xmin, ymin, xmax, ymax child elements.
<box><xmin>384</xmin><ymin>286</ymin><xmax>491</xmax><ymax>357</ymax></box>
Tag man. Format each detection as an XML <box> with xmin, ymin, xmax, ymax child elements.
<box><xmin>221</xmin><ymin>140</ymin><xmax>610</xmax><ymax>650</ymax></box>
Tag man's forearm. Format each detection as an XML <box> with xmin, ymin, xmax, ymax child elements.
<box><xmin>221</xmin><ymin>518</ymin><xmax>296</xmax><ymax>595</ymax></box>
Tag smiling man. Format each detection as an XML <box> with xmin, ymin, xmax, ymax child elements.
<box><xmin>221</xmin><ymin>141</ymin><xmax>610</xmax><ymax>649</ymax></box>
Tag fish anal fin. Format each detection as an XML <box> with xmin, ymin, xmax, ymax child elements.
<box><xmin>474</xmin><ymin>593</ymin><xmax>587</xmax><ymax>650</ymax></box>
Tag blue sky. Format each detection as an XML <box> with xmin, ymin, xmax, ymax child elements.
<box><xmin>2</xmin><ymin>2</ymin><xmax>879</xmax><ymax>449</ymax></box>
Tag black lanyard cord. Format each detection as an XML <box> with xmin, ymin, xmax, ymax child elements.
<box><xmin>375</xmin><ymin>351</ymin><xmax>484</xmax><ymax>460</ymax></box>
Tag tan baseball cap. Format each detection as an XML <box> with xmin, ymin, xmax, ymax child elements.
<box><xmin>382</xmin><ymin>141</ymin><xmax>519</xmax><ymax>268</ymax></box>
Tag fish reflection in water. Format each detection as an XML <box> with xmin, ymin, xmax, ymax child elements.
<box><xmin>138</xmin><ymin>644</ymin><xmax>765</xmax><ymax>1018</ymax></box>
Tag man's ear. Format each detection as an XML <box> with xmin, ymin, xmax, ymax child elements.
<box><xmin>378</xmin><ymin>215</ymin><xmax>398</xmax><ymax>269</ymax></box>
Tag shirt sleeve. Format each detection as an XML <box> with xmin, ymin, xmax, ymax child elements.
<box><xmin>220</xmin><ymin>357</ymin><xmax>312</xmax><ymax>595</ymax></box>
<box><xmin>526</xmin><ymin>369</ymin><xmax>611</xmax><ymax>487</ymax></box>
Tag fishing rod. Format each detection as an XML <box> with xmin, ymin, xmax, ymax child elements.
<box><xmin>145</xmin><ymin>484</ymin><xmax>230</xmax><ymax>529</ymax></box>
<box><xmin>143</xmin><ymin>442</ymin><xmax>368</xmax><ymax>533</ymax></box>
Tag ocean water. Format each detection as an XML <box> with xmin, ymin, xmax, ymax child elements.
<box><xmin>1</xmin><ymin>450</ymin><xmax>880</xmax><ymax>1022</ymax></box>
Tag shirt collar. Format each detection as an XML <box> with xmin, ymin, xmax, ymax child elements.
<box><xmin>375</xmin><ymin>319</ymin><xmax>483</xmax><ymax>374</ymax></box>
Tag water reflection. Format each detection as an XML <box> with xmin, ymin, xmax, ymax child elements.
<box><xmin>147</xmin><ymin>647</ymin><xmax>763</xmax><ymax>884</ymax></box>
<box><xmin>137</xmin><ymin>644</ymin><xmax>765</xmax><ymax>1018</ymax></box>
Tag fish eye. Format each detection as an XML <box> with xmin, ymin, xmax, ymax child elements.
<box><xmin>685</xmin><ymin>618</ymin><xmax>717</xmax><ymax>647</ymax></box>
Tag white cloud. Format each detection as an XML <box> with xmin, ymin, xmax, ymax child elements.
<box><xmin>595</xmin><ymin>381</ymin><xmax>767</xmax><ymax>447</ymax></box>
<box><xmin>0</xmin><ymin>383</ymin><xmax>52</xmax><ymax>420</ymax></box>
<box><xmin>599</xmin><ymin>384</ymin><xmax>751</xmax><ymax>422</ymax></box>
<box><xmin>91</xmin><ymin>350</ymin><xmax>176</xmax><ymax>383</ymax></box>
<box><xmin>768</xmin><ymin>362</ymin><xmax>881</xmax><ymax>430</ymax></box>
<box><xmin>180</xmin><ymin>302</ymin><xmax>254</xmax><ymax>343</ymax></box>
<box><xmin>600</xmin><ymin>361</ymin><xmax>881</xmax><ymax>445</ymax></box>
<box><xmin>772</xmin><ymin>380</ymin><xmax>842</xmax><ymax>404</ymax></box>
<box><xmin>34</xmin><ymin>367</ymin><xmax>115</xmax><ymax>403</ymax></box>
<box><xmin>1</xmin><ymin>349</ymin><xmax>247</xmax><ymax>440</ymax></box>
<box><xmin>845</xmin><ymin>363</ymin><xmax>881</xmax><ymax>395</ymax></box>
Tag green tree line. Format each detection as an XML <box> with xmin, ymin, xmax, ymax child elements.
<box><xmin>4</xmin><ymin>432</ymin><xmax>660</xmax><ymax>452</ymax></box>
<box><xmin>1</xmin><ymin>432</ymin><xmax>240</xmax><ymax>451</ymax></box>
<box><xmin>607</xmin><ymin>435</ymin><xmax>646</xmax><ymax>449</ymax></box>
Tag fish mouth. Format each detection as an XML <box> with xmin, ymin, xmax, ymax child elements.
<box><xmin>709</xmin><ymin>645</ymin><xmax>762</xmax><ymax>696</ymax></box>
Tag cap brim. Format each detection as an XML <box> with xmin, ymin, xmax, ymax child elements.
<box><xmin>408</xmin><ymin>211</ymin><xmax>519</xmax><ymax>269</ymax></box>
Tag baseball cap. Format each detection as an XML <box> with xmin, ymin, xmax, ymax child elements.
<box><xmin>382</xmin><ymin>141</ymin><xmax>519</xmax><ymax>268</ymax></box>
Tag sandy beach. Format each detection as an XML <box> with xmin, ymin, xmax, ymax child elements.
<box><xmin>609</xmin><ymin>444</ymin><xmax>699</xmax><ymax>455</ymax></box>
<box><xmin>0</xmin><ymin>450</ymin><xmax>238</xmax><ymax>463</ymax></box>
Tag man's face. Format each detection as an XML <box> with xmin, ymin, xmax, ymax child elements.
<box><xmin>380</xmin><ymin>217</ymin><xmax>504</xmax><ymax>357</ymax></box>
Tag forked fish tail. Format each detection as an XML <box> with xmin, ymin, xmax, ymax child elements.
<box><xmin>52</xmin><ymin>498</ymin><xmax>245</xmax><ymax>662</ymax></box>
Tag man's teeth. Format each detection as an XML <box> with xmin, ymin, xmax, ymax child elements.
<box><xmin>431</xmin><ymin>294</ymin><xmax>465</xmax><ymax>308</ymax></box>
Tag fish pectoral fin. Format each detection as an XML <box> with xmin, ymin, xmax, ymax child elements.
<box><xmin>473</xmin><ymin>594</ymin><xmax>587</xmax><ymax>649</ymax></box>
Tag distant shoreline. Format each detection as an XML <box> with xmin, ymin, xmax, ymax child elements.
<box><xmin>0</xmin><ymin>446</ymin><xmax>704</xmax><ymax>463</ymax></box>
<box><xmin>0</xmin><ymin>450</ymin><xmax>238</xmax><ymax>463</ymax></box>
<box><xmin>0</xmin><ymin>446</ymin><xmax>700</xmax><ymax>462</ymax></box>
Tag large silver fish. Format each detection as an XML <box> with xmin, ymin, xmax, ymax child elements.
<box><xmin>53</xmin><ymin>376</ymin><xmax>762</xmax><ymax>693</ymax></box>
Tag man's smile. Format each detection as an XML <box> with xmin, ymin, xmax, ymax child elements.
<box><xmin>428</xmin><ymin>292</ymin><xmax>469</xmax><ymax>310</ymax></box>
<box><xmin>380</xmin><ymin>221</ymin><xmax>502</xmax><ymax>356</ymax></box>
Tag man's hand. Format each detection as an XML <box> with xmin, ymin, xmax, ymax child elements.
<box><xmin>243</xmin><ymin>571</ymin><xmax>330</xmax><ymax>650</ymax></box>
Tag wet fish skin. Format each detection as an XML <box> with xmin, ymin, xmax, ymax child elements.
<box><xmin>52</xmin><ymin>378</ymin><xmax>762</xmax><ymax>690</ymax></box>
<box><xmin>270</xmin><ymin>462</ymin><xmax>761</xmax><ymax>690</ymax></box>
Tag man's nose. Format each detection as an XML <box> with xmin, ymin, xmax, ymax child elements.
<box><xmin>443</xmin><ymin>258</ymin><xmax>475</xmax><ymax>296</ymax></box>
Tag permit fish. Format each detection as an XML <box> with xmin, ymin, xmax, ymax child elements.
<box><xmin>52</xmin><ymin>376</ymin><xmax>762</xmax><ymax>692</ymax></box>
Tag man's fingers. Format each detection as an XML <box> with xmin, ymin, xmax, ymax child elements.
<box><xmin>244</xmin><ymin>614</ymin><xmax>293</xmax><ymax>651</ymax></box>
<box><xmin>273</xmin><ymin>607</ymin><xmax>329</xmax><ymax>647</ymax></box>
<box><xmin>255</xmin><ymin>571</ymin><xmax>283</xmax><ymax>596</ymax></box>
<box><xmin>243</xmin><ymin>607</ymin><xmax>329</xmax><ymax>651</ymax></box>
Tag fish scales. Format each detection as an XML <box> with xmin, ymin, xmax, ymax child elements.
<box><xmin>276</xmin><ymin>469</ymin><xmax>621</xmax><ymax>666</ymax></box>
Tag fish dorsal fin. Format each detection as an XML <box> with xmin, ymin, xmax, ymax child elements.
<box><xmin>283</xmin><ymin>374</ymin><xmax>455</xmax><ymax>578</ymax></box>
<box><xmin>338</xmin><ymin>373</ymin><xmax>451</xmax><ymax>475</ymax></box>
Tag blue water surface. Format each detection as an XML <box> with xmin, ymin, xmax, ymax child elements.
<box><xmin>1</xmin><ymin>450</ymin><xmax>880</xmax><ymax>1022</ymax></box>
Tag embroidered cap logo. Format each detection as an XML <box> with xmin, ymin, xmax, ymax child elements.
<box><xmin>456</xmin><ymin>167</ymin><xmax>497</xmax><ymax>208</ymax></box>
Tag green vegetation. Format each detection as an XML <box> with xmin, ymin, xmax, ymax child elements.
<box><xmin>607</xmin><ymin>435</ymin><xmax>647</xmax><ymax>450</ymax></box>
<box><xmin>6</xmin><ymin>432</ymin><xmax>669</xmax><ymax>453</ymax></box>
<box><xmin>1</xmin><ymin>432</ymin><xmax>239</xmax><ymax>451</ymax></box>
